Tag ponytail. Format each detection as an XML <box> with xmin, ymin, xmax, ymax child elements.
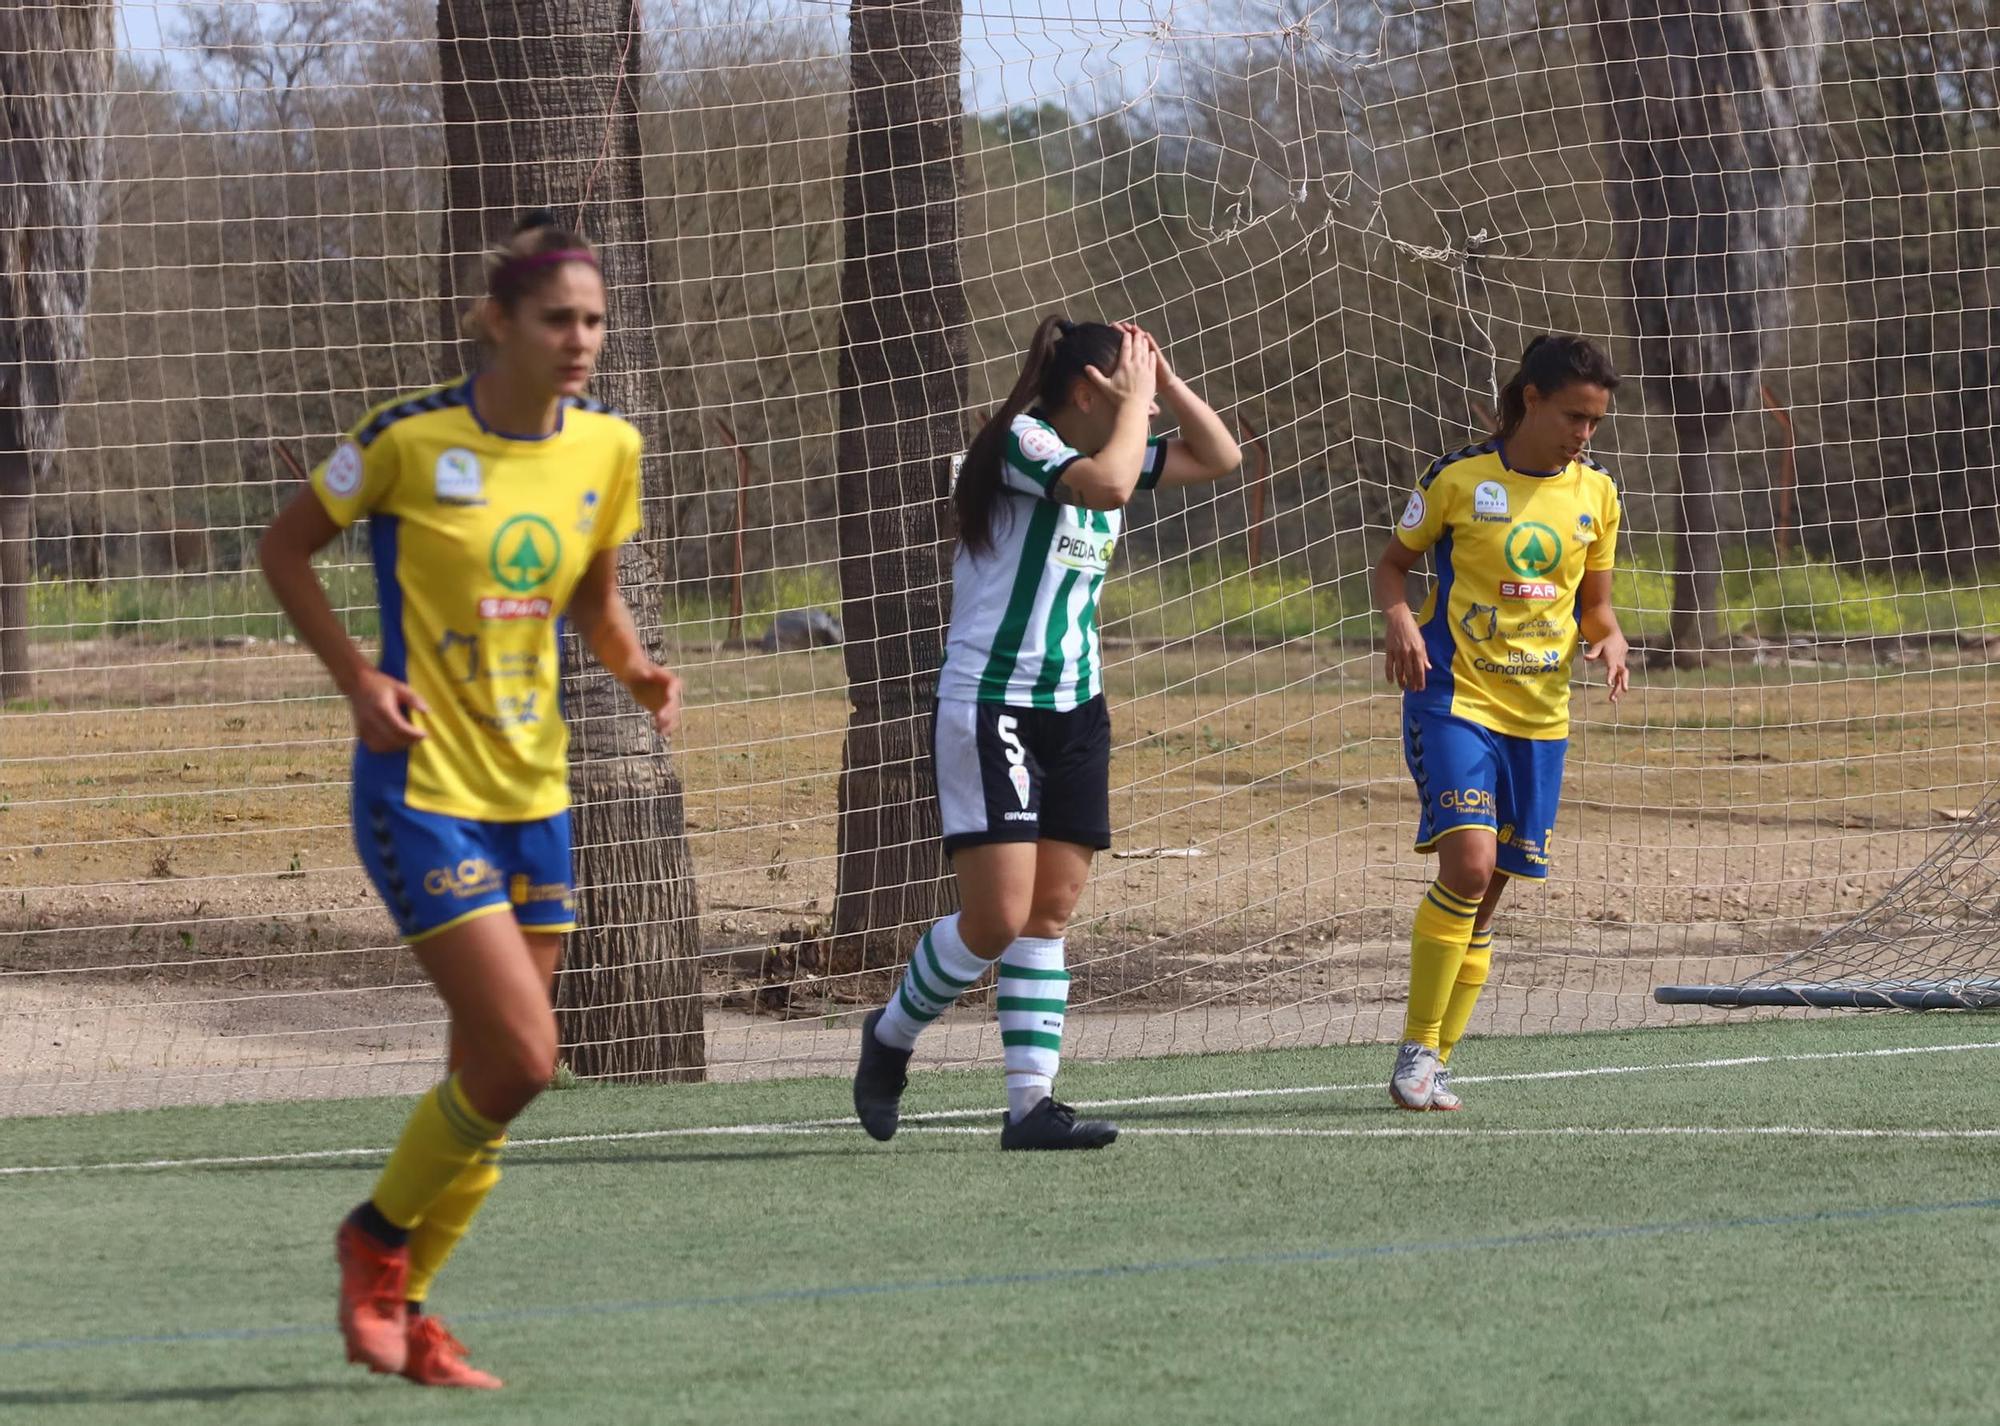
<box><xmin>1494</xmin><ymin>333</ymin><xmax>1621</xmax><ymax>440</ymax></box>
<box><xmin>956</xmin><ymin>315</ymin><xmax>1125</xmax><ymax>553</ymax></box>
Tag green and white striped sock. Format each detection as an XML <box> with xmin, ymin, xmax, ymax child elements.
<box><xmin>875</xmin><ymin>914</ymin><xmax>992</xmax><ymax>1051</ymax></box>
<box><xmin>998</xmin><ymin>936</ymin><xmax>1069</xmax><ymax>1121</ymax></box>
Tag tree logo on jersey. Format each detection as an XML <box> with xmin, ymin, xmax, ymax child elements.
<box><xmin>434</xmin><ymin>448</ymin><xmax>485</xmax><ymax>506</ymax></box>
<box><xmin>1457</xmin><ymin>603</ymin><xmax>1498</xmax><ymax>642</ymax></box>
<box><xmin>1473</xmin><ymin>480</ymin><xmax>1510</xmax><ymax>522</ymax></box>
<box><xmin>490</xmin><ymin>515</ymin><xmax>561</xmax><ymax>593</ymax></box>
<box><xmin>323</xmin><ymin>441</ymin><xmax>363</xmax><ymax>497</ymax></box>
<box><xmin>1503</xmin><ymin>521</ymin><xmax>1562</xmax><ymax>579</ymax></box>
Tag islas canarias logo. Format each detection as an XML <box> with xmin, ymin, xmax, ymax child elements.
<box><xmin>489</xmin><ymin>515</ymin><xmax>561</xmax><ymax>593</ymax></box>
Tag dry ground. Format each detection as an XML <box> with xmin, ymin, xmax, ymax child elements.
<box><xmin>3</xmin><ymin>634</ymin><xmax>1995</xmax><ymax>1113</ymax></box>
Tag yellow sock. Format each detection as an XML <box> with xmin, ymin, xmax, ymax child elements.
<box><xmin>1438</xmin><ymin>927</ymin><xmax>1494</xmax><ymax>1065</ymax></box>
<box><xmin>405</xmin><ymin>1136</ymin><xmax>505</xmax><ymax>1304</ymax></box>
<box><xmin>370</xmin><ymin>1073</ymin><xmax>505</xmax><ymax>1230</ymax></box>
<box><xmin>1401</xmin><ymin>880</ymin><xmax>1480</xmax><ymax>1048</ymax></box>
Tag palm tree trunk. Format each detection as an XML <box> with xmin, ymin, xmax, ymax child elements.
<box><xmin>832</xmin><ymin>0</ymin><xmax>968</xmax><ymax>969</ymax></box>
<box><xmin>437</xmin><ymin>0</ymin><xmax>703</xmax><ymax>1079</ymax></box>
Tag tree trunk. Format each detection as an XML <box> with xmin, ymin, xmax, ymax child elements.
<box><xmin>1669</xmin><ymin>412</ymin><xmax>1722</xmax><ymax>662</ymax></box>
<box><xmin>437</xmin><ymin>0</ymin><xmax>703</xmax><ymax>1080</ymax></box>
<box><xmin>0</xmin><ymin>441</ymin><xmax>28</xmax><ymax>703</ymax></box>
<box><xmin>0</xmin><ymin>1</ymin><xmax>113</xmax><ymax>701</ymax></box>
<box><xmin>830</xmin><ymin>0</ymin><xmax>967</xmax><ymax>970</ymax></box>
<box><xmin>1592</xmin><ymin>0</ymin><xmax>1826</xmax><ymax>666</ymax></box>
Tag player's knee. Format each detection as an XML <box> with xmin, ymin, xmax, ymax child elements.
<box><xmin>482</xmin><ymin>1027</ymin><xmax>558</xmax><ymax>1117</ymax></box>
<box><xmin>957</xmin><ymin>904</ymin><xmax>1026</xmax><ymax>958</ymax></box>
<box><xmin>1438</xmin><ymin>848</ymin><xmax>1496</xmax><ymax>901</ymax></box>
<box><xmin>1023</xmin><ymin>893</ymin><xmax>1076</xmax><ymax>941</ymax></box>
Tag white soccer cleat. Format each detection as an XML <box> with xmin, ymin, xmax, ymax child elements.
<box><xmin>1428</xmin><ymin>1066</ymin><xmax>1463</xmax><ymax>1111</ymax></box>
<box><xmin>1389</xmin><ymin>1040</ymin><xmax>1441</xmax><ymax>1110</ymax></box>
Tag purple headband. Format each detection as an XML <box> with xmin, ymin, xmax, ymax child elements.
<box><xmin>491</xmin><ymin>247</ymin><xmax>598</xmax><ymax>293</ymax></box>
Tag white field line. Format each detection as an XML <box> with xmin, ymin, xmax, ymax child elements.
<box><xmin>6</xmin><ymin>1036</ymin><xmax>2000</xmax><ymax>1178</ymax></box>
<box><xmin>886</xmin><ymin>1125</ymin><xmax>2000</xmax><ymax>1141</ymax></box>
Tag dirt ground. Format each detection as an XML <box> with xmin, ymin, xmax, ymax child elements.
<box><xmin>3</xmin><ymin>634</ymin><xmax>1995</xmax><ymax>1115</ymax></box>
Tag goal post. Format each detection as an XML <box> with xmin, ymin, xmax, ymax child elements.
<box><xmin>1657</xmin><ymin>782</ymin><xmax>2000</xmax><ymax>1011</ymax></box>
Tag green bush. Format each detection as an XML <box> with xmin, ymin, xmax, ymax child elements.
<box><xmin>32</xmin><ymin>562</ymin><xmax>377</xmax><ymax>644</ymax></box>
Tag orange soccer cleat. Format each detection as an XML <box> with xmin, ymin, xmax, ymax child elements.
<box><xmin>335</xmin><ymin>1218</ymin><xmax>410</xmax><ymax>1374</ymax></box>
<box><xmin>402</xmin><ymin>1313</ymin><xmax>504</xmax><ymax>1390</ymax></box>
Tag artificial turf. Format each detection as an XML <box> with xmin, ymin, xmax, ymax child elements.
<box><xmin>5</xmin><ymin>1013</ymin><xmax>1998</xmax><ymax>1425</ymax></box>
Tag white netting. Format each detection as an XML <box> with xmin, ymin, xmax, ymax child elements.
<box><xmin>3</xmin><ymin>0</ymin><xmax>1996</xmax><ymax>1117</ymax></box>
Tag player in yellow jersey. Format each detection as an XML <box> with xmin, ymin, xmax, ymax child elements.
<box><xmin>1373</xmin><ymin>334</ymin><xmax>1630</xmax><ymax>1110</ymax></box>
<box><xmin>257</xmin><ymin>211</ymin><xmax>682</xmax><ymax>1389</ymax></box>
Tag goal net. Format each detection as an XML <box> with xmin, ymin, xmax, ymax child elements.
<box><xmin>4</xmin><ymin>0</ymin><xmax>1996</xmax><ymax>1119</ymax></box>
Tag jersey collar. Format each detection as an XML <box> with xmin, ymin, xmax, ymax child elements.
<box><xmin>462</xmin><ymin>375</ymin><xmax>569</xmax><ymax>442</ymax></box>
<box><xmin>1497</xmin><ymin>439</ymin><xmax>1567</xmax><ymax>479</ymax></box>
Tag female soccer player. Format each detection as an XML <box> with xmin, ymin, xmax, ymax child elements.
<box><xmin>258</xmin><ymin>211</ymin><xmax>681</xmax><ymax>1388</ymax></box>
<box><xmin>852</xmin><ymin>317</ymin><xmax>1240</xmax><ymax>1148</ymax></box>
<box><xmin>1374</xmin><ymin>333</ymin><xmax>1629</xmax><ymax>1111</ymax></box>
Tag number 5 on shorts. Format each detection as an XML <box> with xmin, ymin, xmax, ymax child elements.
<box><xmin>997</xmin><ymin>714</ymin><xmax>1032</xmax><ymax>810</ymax></box>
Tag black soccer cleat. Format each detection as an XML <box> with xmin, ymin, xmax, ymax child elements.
<box><xmin>853</xmin><ymin>1006</ymin><xmax>913</xmax><ymax>1142</ymax></box>
<box><xmin>999</xmin><ymin>1097</ymin><xmax>1118</xmax><ymax>1151</ymax></box>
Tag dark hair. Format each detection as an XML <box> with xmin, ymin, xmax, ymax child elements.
<box><xmin>1494</xmin><ymin>334</ymin><xmax>1620</xmax><ymax>439</ymax></box>
<box><xmin>956</xmin><ymin>315</ymin><xmax>1125</xmax><ymax>553</ymax></box>
<box><xmin>462</xmin><ymin>209</ymin><xmax>600</xmax><ymax>341</ymax></box>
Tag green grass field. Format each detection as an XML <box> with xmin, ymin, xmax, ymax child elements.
<box><xmin>6</xmin><ymin>1014</ymin><xmax>2000</xmax><ymax>1425</ymax></box>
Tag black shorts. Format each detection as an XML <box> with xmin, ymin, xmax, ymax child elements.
<box><xmin>932</xmin><ymin>696</ymin><xmax>1112</xmax><ymax>854</ymax></box>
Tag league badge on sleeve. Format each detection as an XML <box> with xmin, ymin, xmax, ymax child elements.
<box><xmin>1019</xmin><ymin>422</ymin><xmax>1065</xmax><ymax>468</ymax></box>
<box><xmin>1399</xmin><ymin>490</ymin><xmax>1426</xmax><ymax>529</ymax></box>
<box><xmin>323</xmin><ymin>441</ymin><xmax>363</xmax><ymax>497</ymax></box>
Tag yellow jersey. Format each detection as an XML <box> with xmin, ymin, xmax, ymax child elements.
<box><xmin>311</xmin><ymin>379</ymin><xmax>643</xmax><ymax>820</ymax></box>
<box><xmin>1393</xmin><ymin>439</ymin><xmax>1620</xmax><ymax>739</ymax></box>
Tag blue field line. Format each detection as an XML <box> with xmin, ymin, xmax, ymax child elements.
<box><xmin>5</xmin><ymin>1193</ymin><xmax>1999</xmax><ymax>1357</ymax></box>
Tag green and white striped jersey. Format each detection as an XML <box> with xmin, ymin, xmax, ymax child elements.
<box><xmin>938</xmin><ymin>409</ymin><xmax>1166</xmax><ymax>710</ymax></box>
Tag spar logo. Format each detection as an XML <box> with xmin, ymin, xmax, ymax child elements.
<box><xmin>489</xmin><ymin>515</ymin><xmax>561</xmax><ymax>593</ymax></box>
<box><xmin>1504</xmin><ymin>521</ymin><xmax>1562</xmax><ymax>579</ymax></box>
<box><xmin>479</xmin><ymin>596</ymin><xmax>553</xmax><ymax>621</ymax></box>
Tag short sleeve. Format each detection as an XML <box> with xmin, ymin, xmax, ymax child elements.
<box><xmin>1393</xmin><ymin>459</ymin><xmax>1453</xmax><ymax>553</ymax></box>
<box><xmin>1000</xmin><ymin>416</ymin><xmax>1082</xmax><ymax>500</ymax></box>
<box><xmin>1136</xmin><ymin>436</ymin><xmax>1170</xmax><ymax>491</ymax></box>
<box><xmin>1585</xmin><ymin>480</ymin><xmax>1621</xmax><ymax>571</ymax></box>
<box><xmin>310</xmin><ymin>424</ymin><xmax>400</xmax><ymax>529</ymax></box>
<box><xmin>596</xmin><ymin>432</ymin><xmax>644</xmax><ymax>553</ymax></box>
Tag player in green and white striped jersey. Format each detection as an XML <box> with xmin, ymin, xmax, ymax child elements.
<box><xmin>854</xmin><ymin>316</ymin><xmax>1242</xmax><ymax>1149</ymax></box>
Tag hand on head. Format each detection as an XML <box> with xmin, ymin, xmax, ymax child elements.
<box><xmin>1084</xmin><ymin>325</ymin><xmax>1159</xmax><ymax>409</ymax></box>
